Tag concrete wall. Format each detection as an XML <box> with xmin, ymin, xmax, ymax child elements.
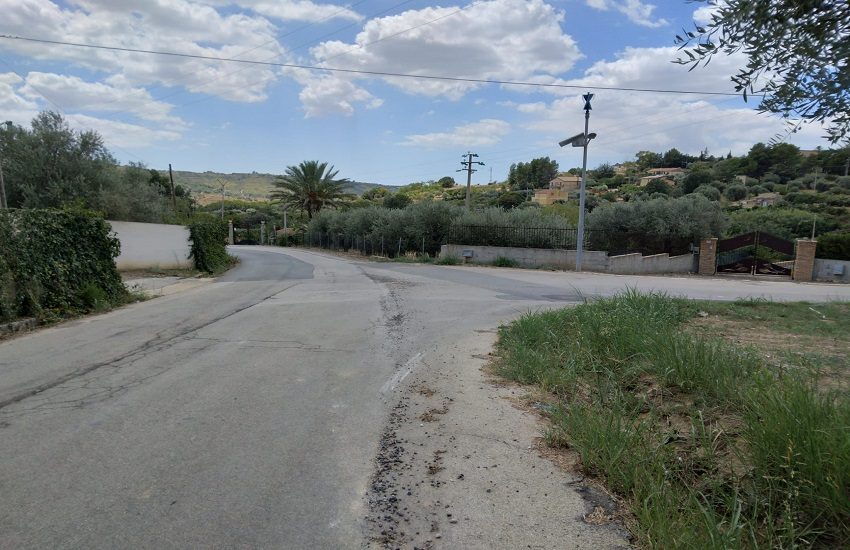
<box><xmin>439</xmin><ymin>244</ymin><xmax>696</xmax><ymax>275</ymax></box>
<box><xmin>813</xmin><ymin>258</ymin><xmax>850</xmax><ymax>283</ymax></box>
<box><xmin>607</xmin><ymin>252</ymin><xmax>697</xmax><ymax>275</ymax></box>
<box><xmin>440</xmin><ymin>244</ymin><xmax>608</xmax><ymax>271</ymax></box>
<box><xmin>108</xmin><ymin>221</ymin><xmax>192</xmax><ymax>270</ymax></box>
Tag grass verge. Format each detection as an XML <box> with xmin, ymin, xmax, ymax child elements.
<box><xmin>494</xmin><ymin>291</ymin><xmax>850</xmax><ymax>548</ymax></box>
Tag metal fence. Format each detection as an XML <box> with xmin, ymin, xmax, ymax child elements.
<box><xmin>447</xmin><ymin>225</ymin><xmax>695</xmax><ymax>256</ymax></box>
<box><xmin>303</xmin><ymin>232</ymin><xmax>432</xmax><ymax>258</ymax></box>
<box><xmin>301</xmin><ymin>226</ymin><xmax>696</xmax><ymax>258</ymax></box>
<box><xmin>447</xmin><ymin>225</ymin><xmax>593</xmax><ymax>250</ymax></box>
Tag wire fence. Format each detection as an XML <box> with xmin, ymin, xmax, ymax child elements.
<box><xmin>299</xmin><ymin>226</ymin><xmax>697</xmax><ymax>258</ymax></box>
<box><xmin>303</xmin><ymin>232</ymin><xmax>433</xmax><ymax>258</ymax></box>
<box><xmin>446</xmin><ymin>225</ymin><xmax>593</xmax><ymax>250</ymax></box>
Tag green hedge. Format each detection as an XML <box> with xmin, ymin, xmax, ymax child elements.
<box><xmin>188</xmin><ymin>217</ymin><xmax>230</xmax><ymax>273</ymax></box>
<box><xmin>817</xmin><ymin>232</ymin><xmax>850</xmax><ymax>261</ymax></box>
<box><xmin>0</xmin><ymin>208</ymin><xmax>125</xmax><ymax>321</ymax></box>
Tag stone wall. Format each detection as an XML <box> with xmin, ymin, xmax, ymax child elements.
<box><xmin>108</xmin><ymin>220</ymin><xmax>192</xmax><ymax>270</ymax></box>
<box><xmin>439</xmin><ymin>244</ymin><xmax>696</xmax><ymax>275</ymax></box>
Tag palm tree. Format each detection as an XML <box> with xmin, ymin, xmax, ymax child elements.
<box><xmin>271</xmin><ymin>160</ymin><xmax>351</xmax><ymax>219</ymax></box>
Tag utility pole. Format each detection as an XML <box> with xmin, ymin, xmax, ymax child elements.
<box><xmin>458</xmin><ymin>152</ymin><xmax>484</xmax><ymax>210</ymax></box>
<box><xmin>558</xmin><ymin>93</ymin><xmax>597</xmax><ymax>272</ymax></box>
<box><xmin>168</xmin><ymin>163</ymin><xmax>177</xmax><ymax>210</ymax></box>
<box><xmin>218</xmin><ymin>179</ymin><xmax>226</xmax><ymax>219</ymax></box>
<box><xmin>844</xmin><ymin>156</ymin><xmax>849</xmax><ymax>177</ymax></box>
<box><xmin>0</xmin><ymin>120</ymin><xmax>11</xmax><ymax>209</ymax></box>
<box><xmin>576</xmin><ymin>94</ymin><xmax>593</xmax><ymax>272</ymax></box>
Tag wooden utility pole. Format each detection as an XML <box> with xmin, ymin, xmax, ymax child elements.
<box><xmin>458</xmin><ymin>152</ymin><xmax>484</xmax><ymax>210</ymax></box>
<box><xmin>168</xmin><ymin>163</ymin><xmax>177</xmax><ymax>210</ymax></box>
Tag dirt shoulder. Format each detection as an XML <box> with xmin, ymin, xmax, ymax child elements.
<box><xmin>365</xmin><ymin>329</ymin><xmax>631</xmax><ymax>549</ymax></box>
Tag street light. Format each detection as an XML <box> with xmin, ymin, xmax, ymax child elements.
<box><xmin>559</xmin><ymin>93</ymin><xmax>596</xmax><ymax>272</ymax></box>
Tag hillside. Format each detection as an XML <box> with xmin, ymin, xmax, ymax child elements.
<box><xmin>168</xmin><ymin>170</ymin><xmax>394</xmax><ymax>202</ymax></box>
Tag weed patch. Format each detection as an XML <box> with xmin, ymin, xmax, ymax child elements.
<box><xmin>492</xmin><ymin>256</ymin><xmax>520</xmax><ymax>268</ymax></box>
<box><xmin>495</xmin><ymin>291</ymin><xmax>850</xmax><ymax>548</ymax></box>
<box><xmin>435</xmin><ymin>254</ymin><xmax>460</xmax><ymax>265</ymax></box>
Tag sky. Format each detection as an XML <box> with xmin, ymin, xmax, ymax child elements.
<box><xmin>0</xmin><ymin>0</ymin><xmax>834</xmax><ymax>186</ymax></box>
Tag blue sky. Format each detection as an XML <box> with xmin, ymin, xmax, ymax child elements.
<box><xmin>0</xmin><ymin>0</ymin><xmax>832</xmax><ymax>186</ymax></box>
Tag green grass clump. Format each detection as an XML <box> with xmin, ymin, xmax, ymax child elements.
<box><xmin>495</xmin><ymin>291</ymin><xmax>850</xmax><ymax>548</ymax></box>
<box><xmin>492</xmin><ymin>256</ymin><xmax>520</xmax><ymax>268</ymax></box>
<box><xmin>435</xmin><ymin>254</ymin><xmax>460</xmax><ymax>265</ymax></box>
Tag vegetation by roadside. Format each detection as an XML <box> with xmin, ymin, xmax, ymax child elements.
<box><xmin>188</xmin><ymin>217</ymin><xmax>238</xmax><ymax>274</ymax></box>
<box><xmin>0</xmin><ymin>208</ymin><xmax>135</xmax><ymax>324</ymax></box>
<box><xmin>494</xmin><ymin>291</ymin><xmax>849</xmax><ymax>548</ymax></box>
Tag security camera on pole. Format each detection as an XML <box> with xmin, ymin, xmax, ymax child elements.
<box><xmin>558</xmin><ymin>93</ymin><xmax>597</xmax><ymax>272</ymax></box>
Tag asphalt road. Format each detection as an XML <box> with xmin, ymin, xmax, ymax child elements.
<box><xmin>1</xmin><ymin>246</ymin><xmax>848</xmax><ymax>548</ymax></box>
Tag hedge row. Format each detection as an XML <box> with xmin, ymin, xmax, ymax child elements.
<box><xmin>0</xmin><ymin>208</ymin><xmax>126</xmax><ymax>321</ymax></box>
<box><xmin>817</xmin><ymin>232</ymin><xmax>850</xmax><ymax>261</ymax></box>
<box><xmin>188</xmin><ymin>217</ymin><xmax>230</xmax><ymax>273</ymax></box>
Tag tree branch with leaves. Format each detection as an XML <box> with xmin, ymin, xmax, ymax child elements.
<box><xmin>675</xmin><ymin>1</ymin><xmax>849</xmax><ymax>145</ymax></box>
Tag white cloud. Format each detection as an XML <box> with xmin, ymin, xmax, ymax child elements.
<box><xmin>198</xmin><ymin>0</ymin><xmax>361</xmax><ymax>22</ymax></box>
<box><xmin>296</xmin><ymin>0</ymin><xmax>581</xmax><ymax>114</ymax></box>
<box><xmin>232</xmin><ymin>0</ymin><xmax>360</xmax><ymax>22</ymax></box>
<box><xmin>693</xmin><ymin>4</ymin><xmax>720</xmax><ymax>26</ymax></box>
<box><xmin>66</xmin><ymin>113</ymin><xmax>182</xmax><ymax>148</ymax></box>
<box><xmin>585</xmin><ymin>0</ymin><xmax>668</xmax><ymax>28</ymax></box>
<box><xmin>0</xmin><ymin>71</ymin><xmax>185</xmax><ymax>148</ymax></box>
<box><xmin>519</xmin><ymin>46</ymin><xmax>828</xmax><ymax>162</ymax></box>
<box><xmin>288</xmin><ymin>69</ymin><xmax>382</xmax><ymax>117</ymax></box>
<box><xmin>403</xmin><ymin>119</ymin><xmax>511</xmax><ymax>148</ymax></box>
<box><xmin>517</xmin><ymin>102</ymin><xmax>548</xmax><ymax>114</ymax></box>
<box><xmin>21</xmin><ymin>72</ymin><xmax>186</xmax><ymax>126</ymax></box>
<box><xmin>0</xmin><ymin>0</ymin><xmax>286</xmax><ymax>101</ymax></box>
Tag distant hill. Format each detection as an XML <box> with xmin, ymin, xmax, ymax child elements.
<box><xmin>168</xmin><ymin>170</ymin><xmax>395</xmax><ymax>202</ymax></box>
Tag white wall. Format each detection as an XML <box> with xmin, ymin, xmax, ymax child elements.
<box><xmin>108</xmin><ymin>221</ymin><xmax>192</xmax><ymax>270</ymax></box>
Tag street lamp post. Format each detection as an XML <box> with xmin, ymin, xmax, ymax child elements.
<box><xmin>559</xmin><ymin>93</ymin><xmax>597</xmax><ymax>272</ymax></box>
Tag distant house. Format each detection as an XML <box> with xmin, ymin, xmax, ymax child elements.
<box><xmin>646</xmin><ymin>167</ymin><xmax>686</xmax><ymax>177</ymax></box>
<box><xmin>639</xmin><ymin>174</ymin><xmax>676</xmax><ymax>187</ymax></box>
<box><xmin>799</xmin><ymin>149</ymin><xmax>819</xmax><ymax>158</ymax></box>
<box><xmin>532</xmin><ymin>174</ymin><xmax>581</xmax><ymax>205</ymax></box>
<box><xmin>736</xmin><ymin>192</ymin><xmax>781</xmax><ymax>208</ymax></box>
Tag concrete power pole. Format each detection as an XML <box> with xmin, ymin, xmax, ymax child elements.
<box><xmin>0</xmin><ymin>120</ymin><xmax>11</xmax><ymax>209</ymax></box>
<box><xmin>168</xmin><ymin>163</ymin><xmax>177</xmax><ymax>211</ymax></box>
<box><xmin>458</xmin><ymin>152</ymin><xmax>484</xmax><ymax>210</ymax></box>
<box><xmin>0</xmin><ymin>156</ymin><xmax>7</xmax><ymax>209</ymax></box>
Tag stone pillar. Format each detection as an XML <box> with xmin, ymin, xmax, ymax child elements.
<box><xmin>260</xmin><ymin>220</ymin><xmax>266</xmax><ymax>245</ymax></box>
<box><xmin>793</xmin><ymin>239</ymin><xmax>817</xmax><ymax>282</ymax></box>
<box><xmin>227</xmin><ymin>220</ymin><xmax>234</xmax><ymax>245</ymax></box>
<box><xmin>698</xmin><ymin>238</ymin><xmax>718</xmax><ymax>275</ymax></box>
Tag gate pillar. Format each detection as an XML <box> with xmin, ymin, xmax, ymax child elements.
<box><xmin>698</xmin><ymin>238</ymin><xmax>718</xmax><ymax>275</ymax></box>
<box><xmin>793</xmin><ymin>239</ymin><xmax>817</xmax><ymax>282</ymax></box>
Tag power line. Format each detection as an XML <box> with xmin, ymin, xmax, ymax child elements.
<box><xmin>0</xmin><ymin>34</ymin><xmax>741</xmax><ymax>97</ymax></box>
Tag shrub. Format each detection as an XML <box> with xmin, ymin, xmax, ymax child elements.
<box><xmin>492</xmin><ymin>256</ymin><xmax>519</xmax><ymax>268</ymax></box>
<box><xmin>586</xmin><ymin>194</ymin><xmax>727</xmax><ymax>254</ymax></box>
<box><xmin>0</xmin><ymin>208</ymin><xmax>126</xmax><ymax>321</ymax></box>
<box><xmin>727</xmin><ymin>208</ymin><xmax>835</xmax><ymax>240</ymax></box>
<box><xmin>435</xmin><ymin>254</ymin><xmax>460</xmax><ymax>265</ymax></box>
<box><xmin>188</xmin><ymin>217</ymin><xmax>230</xmax><ymax>273</ymax></box>
<box><xmin>816</xmin><ymin>232</ymin><xmax>850</xmax><ymax>260</ymax></box>
<box><xmin>693</xmin><ymin>184</ymin><xmax>721</xmax><ymax>201</ymax></box>
<box><xmin>724</xmin><ymin>184</ymin><xmax>748</xmax><ymax>200</ymax></box>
